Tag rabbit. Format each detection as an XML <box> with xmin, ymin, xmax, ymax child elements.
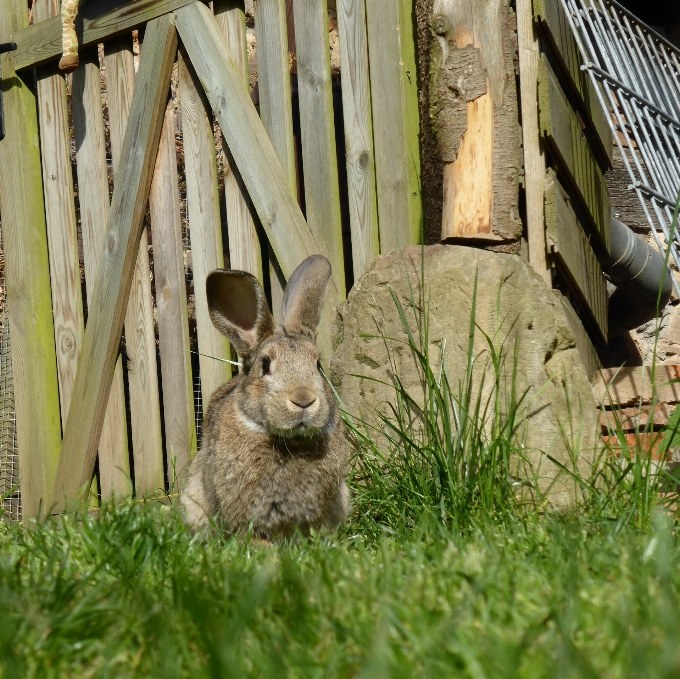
<box><xmin>181</xmin><ymin>255</ymin><xmax>350</xmax><ymax>539</ymax></box>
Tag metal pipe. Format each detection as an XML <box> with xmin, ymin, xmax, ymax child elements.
<box><xmin>606</xmin><ymin>217</ymin><xmax>673</xmax><ymax>335</ymax></box>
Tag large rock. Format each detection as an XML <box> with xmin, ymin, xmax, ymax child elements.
<box><xmin>331</xmin><ymin>245</ymin><xmax>598</xmax><ymax>508</ymax></box>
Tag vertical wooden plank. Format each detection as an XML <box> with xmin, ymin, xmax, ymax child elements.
<box><xmin>53</xmin><ymin>14</ymin><xmax>178</xmax><ymax>511</ymax></box>
<box><xmin>365</xmin><ymin>0</ymin><xmax>422</xmax><ymax>251</ymax></box>
<box><xmin>337</xmin><ymin>0</ymin><xmax>379</xmax><ymax>280</ymax></box>
<box><xmin>254</xmin><ymin>0</ymin><xmax>297</xmax><ymax>320</ymax></box>
<box><xmin>213</xmin><ymin>0</ymin><xmax>263</xmax><ymax>281</ymax></box>
<box><xmin>0</xmin><ymin>0</ymin><xmax>62</xmax><ymax>519</ymax></box>
<box><xmin>516</xmin><ymin>0</ymin><xmax>550</xmax><ymax>284</ymax></box>
<box><xmin>35</xmin><ymin>70</ymin><xmax>83</xmax><ymax>419</ymax></box>
<box><xmin>179</xmin><ymin>51</ymin><xmax>232</xmax><ymax>407</ymax></box>
<box><xmin>149</xmin><ymin>101</ymin><xmax>197</xmax><ymax>487</ymax></box>
<box><xmin>72</xmin><ymin>49</ymin><xmax>132</xmax><ymax>499</ymax></box>
<box><xmin>104</xmin><ymin>35</ymin><xmax>165</xmax><ymax>495</ymax></box>
<box><xmin>292</xmin><ymin>0</ymin><xmax>345</xmax><ymax>294</ymax></box>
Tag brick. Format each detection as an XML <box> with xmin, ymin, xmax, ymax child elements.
<box><xmin>593</xmin><ymin>366</ymin><xmax>680</xmax><ymax>407</ymax></box>
<box><xmin>600</xmin><ymin>403</ymin><xmax>671</xmax><ymax>433</ymax></box>
<box><xmin>602</xmin><ymin>433</ymin><xmax>671</xmax><ymax>461</ymax></box>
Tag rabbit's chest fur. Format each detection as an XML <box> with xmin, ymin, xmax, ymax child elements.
<box><xmin>184</xmin><ymin>379</ymin><xmax>349</xmax><ymax>538</ymax></box>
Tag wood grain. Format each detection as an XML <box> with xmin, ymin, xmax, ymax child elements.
<box><xmin>72</xmin><ymin>49</ymin><xmax>132</xmax><ymax>500</ymax></box>
<box><xmin>52</xmin><ymin>14</ymin><xmax>177</xmax><ymax>511</ymax></box>
<box><xmin>516</xmin><ymin>0</ymin><xmax>550</xmax><ymax>284</ymax></box>
<box><xmin>255</xmin><ymin>0</ymin><xmax>298</xmax><ymax>321</ymax></box>
<box><xmin>34</xmin><ymin>0</ymin><xmax>84</xmax><ymax>425</ymax></box>
<box><xmin>14</xmin><ymin>0</ymin><xmax>199</xmax><ymax>71</ymax></box>
<box><xmin>337</xmin><ymin>0</ymin><xmax>379</xmax><ymax>280</ymax></box>
<box><xmin>0</xmin><ymin>0</ymin><xmax>62</xmax><ymax>519</ymax></box>
<box><xmin>442</xmin><ymin>94</ymin><xmax>494</xmax><ymax>238</ymax></box>
<box><xmin>292</xmin><ymin>0</ymin><xmax>345</xmax><ymax>293</ymax></box>
<box><xmin>149</xmin><ymin>101</ymin><xmax>197</xmax><ymax>487</ymax></box>
<box><xmin>179</xmin><ymin>50</ymin><xmax>232</xmax><ymax>407</ymax></box>
<box><xmin>174</xmin><ymin>3</ymin><xmax>341</xmax><ymax>353</ymax></box>
<box><xmin>365</xmin><ymin>0</ymin><xmax>422</xmax><ymax>252</ymax></box>
<box><xmin>538</xmin><ymin>55</ymin><xmax>611</xmax><ymax>255</ymax></box>
<box><xmin>105</xmin><ymin>34</ymin><xmax>165</xmax><ymax>496</ymax></box>
<box><xmin>213</xmin><ymin>0</ymin><xmax>263</xmax><ymax>281</ymax></box>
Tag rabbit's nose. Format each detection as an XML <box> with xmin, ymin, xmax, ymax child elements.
<box><xmin>289</xmin><ymin>390</ymin><xmax>316</xmax><ymax>410</ymax></box>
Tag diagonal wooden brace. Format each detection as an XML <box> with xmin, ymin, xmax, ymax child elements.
<box><xmin>51</xmin><ymin>14</ymin><xmax>178</xmax><ymax>512</ymax></box>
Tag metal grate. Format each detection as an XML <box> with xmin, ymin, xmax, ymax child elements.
<box><xmin>0</xmin><ymin>218</ymin><xmax>20</xmax><ymax>521</ymax></box>
<box><xmin>561</xmin><ymin>0</ymin><xmax>680</xmax><ymax>298</ymax></box>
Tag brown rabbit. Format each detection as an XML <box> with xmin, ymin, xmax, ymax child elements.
<box><xmin>181</xmin><ymin>255</ymin><xmax>350</xmax><ymax>539</ymax></box>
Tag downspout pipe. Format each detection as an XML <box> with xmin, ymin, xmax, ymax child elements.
<box><xmin>605</xmin><ymin>217</ymin><xmax>673</xmax><ymax>336</ymax></box>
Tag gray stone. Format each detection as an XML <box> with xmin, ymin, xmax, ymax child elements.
<box><xmin>331</xmin><ymin>245</ymin><xmax>598</xmax><ymax>509</ymax></box>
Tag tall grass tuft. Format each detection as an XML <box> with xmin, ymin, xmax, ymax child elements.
<box><xmin>342</xmin><ymin>262</ymin><xmax>529</xmax><ymax>538</ymax></box>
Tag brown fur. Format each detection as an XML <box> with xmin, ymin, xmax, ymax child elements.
<box><xmin>181</xmin><ymin>256</ymin><xmax>350</xmax><ymax>539</ymax></box>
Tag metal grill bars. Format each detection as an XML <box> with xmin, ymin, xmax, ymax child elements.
<box><xmin>560</xmin><ymin>0</ymin><xmax>680</xmax><ymax>299</ymax></box>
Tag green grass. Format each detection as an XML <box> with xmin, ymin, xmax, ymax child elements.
<box><xmin>1</xmin><ymin>502</ymin><xmax>680</xmax><ymax>678</ymax></box>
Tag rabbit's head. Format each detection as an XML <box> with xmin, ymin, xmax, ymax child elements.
<box><xmin>206</xmin><ymin>255</ymin><xmax>334</xmax><ymax>438</ymax></box>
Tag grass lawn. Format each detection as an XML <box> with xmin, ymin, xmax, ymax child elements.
<box><xmin>3</xmin><ymin>281</ymin><xmax>680</xmax><ymax>678</ymax></box>
<box><xmin>0</xmin><ymin>497</ymin><xmax>679</xmax><ymax>678</ymax></box>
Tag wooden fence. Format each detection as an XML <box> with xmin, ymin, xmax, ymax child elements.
<box><xmin>0</xmin><ymin>0</ymin><xmax>422</xmax><ymax>518</ymax></box>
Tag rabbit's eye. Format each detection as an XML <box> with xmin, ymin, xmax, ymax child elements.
<box><xmin>261</xmin><ymin>356</ymin><xmax>271</xmax><ymax>375</ymax></box>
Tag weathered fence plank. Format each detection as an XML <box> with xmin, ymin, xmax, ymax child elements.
<box><xmin>293</xmin><ymin>0</ymin><xmax>345</xmax><ymax>294</ymax></box>
<box><xmin>365</xmin><ymin>0</ymin><xmax>422</xmax><ymax>251</ymax></box>
<box><xmin>538</xmin><ymin>55</ymin><xmax>611</xmax><ymax>254</ymax></box>
<box><xmin>337</xmin><ymin>0</ymin><xmax>379</xmax><ymax>280</ymax></box>
<box><xmin>52</xmin><ymin>14</ymin><xmax>177</xmax><ymax>511</ymax></box>
<box><xmin>179</xmin><ymin>51</ymin><xmax>232</xmax><ymax>407</ymax></box>
<box><xmin>532</xmin><ymin>0</ymin><xmax>612</xmax><ymax>170</ymax></box>
<box><xmin>72</xmin><ymin>48</ymin><xmax>132</xmax><ymax>499</ymax></box>
<box><xmin>104</xmin><ymin>34</ymin><xmax>165</xmax><ymax>496</ymax></box>
<box><xmin>213</xmin><ymin>0</ymin><xmax>263</xmax><ymax>282</ymax></box>
<box><xmin>13</xmin><ymin>0</ymin><xmax>198</xmax><ymax>71</ymax></box>
<box><xmin>255</xmin><ymin>0</ymin><xmax>298</xmax><ymax>320</ymax></box>
<box><xmin>149</xmin><ymin>101</ymin><xmax>197</xmax><ymax>487</ymax></box>
<box><xmin>516</xmin><ymin>0</ymin><xmax>550</xmax><ymax>284</ymax></box>
<box><xmin>0</xmin><ymin>0</ymin><xmax>62</xmax><ymax>519</ymax></box>
<box><xmin>174</xmin><ymin>2</ymin><xmax>342</xmax><ymax>347</ymax></box>
<box><xmin>34</xmin><ymin>0</ymin><xmax>84</xmax><ymax>424</ymax></box>
<box><xmin>545</xmin><ymin>169</ymin><xmax>608</xmax><ymax>340</ymax></box>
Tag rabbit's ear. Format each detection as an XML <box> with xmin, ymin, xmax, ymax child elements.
<box><xmin>282</xmin><ymin>255</ymin><xmax>331</xmax><ymax>335</ymax></box>
<box><xmin>207</xmin><ymin>270</ymin><xmax>274</xmax><ymax>357</ymax></box>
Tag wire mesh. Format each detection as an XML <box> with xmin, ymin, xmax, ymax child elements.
<box><xmin>0</xmin><ymin>217</ymin><xmax>20</xmax><ymax>521</ymax></box>
<box><xmin>561</xmin><ymin>0</ymin><xmax>680</xmax><ymax>298</ymax></box>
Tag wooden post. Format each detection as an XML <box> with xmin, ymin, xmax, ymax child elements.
<box><xmin>0</xmin><ymin>0</ymin><xmax>62</xmax><ymax>519</ymax></box>
<box><xmin>104</xmin><ymin>35</ymin><xmax>165</xmax><ymax>496</ymax></box>
<box><xmin>179</xmin><ymin>50</ymin><xmax>232</xmax><ymax>409</ymax></box>
<box><xmin>213</xmin><ymin>0</ymin><xmax>263</xmax><ymax>282</ymax></box>
<box><xmin>365</xmin><ymin>0</ymin><xmax>422</xmax><ymax>251</ymax></box>
<box><xmin>72</xmin><ymin>49</ymin><xmax>132</xmax><ymax>499</ymax></box>
<box><xmin>516</xmin><ymin>0</ymin><xmax>550</xmax><ymax>284</ymax></box>
<box><xmin>149</xmin><ymin>101</ymin><xmax>197</xmax><ymax>487</ymax></box>
<box><xmin>52</xmin><ymin>14</ymin><xmax>177</xmax><ymax>511</ymax></box>
<box><xmin>431</xmin><ymin>0</ymin><xmax>523</xmax><ymax>243</ymax></box>
<box><xmin>337</xmin><ymin>0</ymin><xmax>379</xmax><ymax>280</ymax></box>
<box><xmin>254</xmin><ymin>0</ymin><xmax>297</xmax><ymax>322</ymax></box>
